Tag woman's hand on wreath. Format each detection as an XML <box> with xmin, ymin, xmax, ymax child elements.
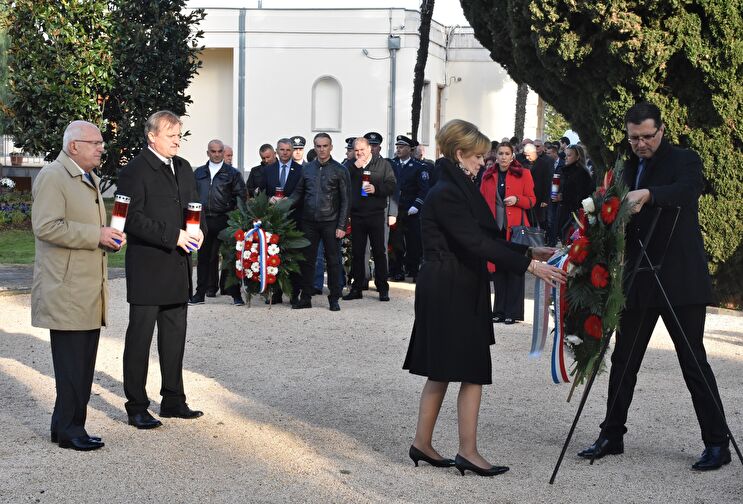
<box><xmin>530</xmin><ymin>246</ymin><xmax>558</xmax><ymax>261</ymax></box>
<box><xmin>529</xmin><ymin>260</ymin><xmax>567</xmax><ymax>287</ymax></box>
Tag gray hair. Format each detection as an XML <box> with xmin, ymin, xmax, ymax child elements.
<box><xmin>276</xmin><ymin>138</ymin><xmax>292</xmax><ymax>149</ymax></box>
<box><xmin>62</xmin><ymin>120</ymin><xmax>98</xmax><ymax>153</ymax></box>
<box><xmin>207</xmin><ymin>139</ymin><xmax>224</xmax><ymax>150</ymax></box>
<box><xmin>144</xmin><ymin>110</ymin><xmax>182</xmax><ymax>141</ymax></box>
<box><xmin>353</xmin><ymin>137</ymin><xmax>370</xmax><ymax>148</ymax></box>
<box><xmin>523</xmin><ymin>143</ymin><xmax>537</xmax><ymax>154</ymax></box>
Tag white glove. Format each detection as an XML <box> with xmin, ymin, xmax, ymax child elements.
<box><xmin>407</xmin><ymin>206</ymin><xmax>419</xmax><ymax>216</ymax></box>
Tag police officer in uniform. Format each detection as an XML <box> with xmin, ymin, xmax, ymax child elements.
<box><xmin>389</xmin><ymin>135</ymin><xmax>430</xmax><ymax>281</ymax></box>
<box><xmin>364</xmin><ymin>131</ymin><xmax>384</xmax><ymax>158</ymax></box>
<box><xmin>291</xmin><ymin>135</ymin><xmax>306</xmax><ymax>165</ymax></box>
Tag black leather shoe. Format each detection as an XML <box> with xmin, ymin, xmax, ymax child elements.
<box><xmin>577</xmin><ymin>437</ymin><xmax>624</xmax><ymax>459</ymax></box>
<box><xmin>58</xmin><ymin>436</ymin><xmax>104</xmax><ymax>451</ymax></box>
<box><xmin>159</xmin><ymin>405</ymin><xmax>203</xmax><ymax>419</ymax></box>
<box><xmin>342</xmin><ymin>290</ymin><xmax>362</xmax><ymax>300</ymax></box>
<box><xmin>51</xmin><ymin>432</ymin><xmax>101</xmax><ymax>444</ymax></box>
<box><xmin>329</xmin><ymin>299</ymin><xmax>341</xmax><ymax>311</ymax></box>
<box><xmin>233</xmin><ymin>296</ymin><xmax>245</xmax><ymax>306</ymax></box>
<box><xmin>290</xmin><ymin>295</ymin><xmax>299</xmax><ymax>307</ymax></box>
<box><xmin>292</xmin><ymin>298</ymin><xmax>312</xmax><ymax>309</ymax></box>
<box><xmin>128</xmin><ymin>411</ymin><xmax>163</xmax><ymax>429</ymax></box>
<box><xmin>454</xmin><ymin>454</ymin><xmax>509</xmax><ymax>476</ymax></box>
<box><xmin>188</xmin><ymin>295</ymin><xmax>205</xmax><ymax>305</ymax></box>
<box><xmin>692</xmin><ymin>446</ymin><xmax>731</xmax><ymax>471</ymax></box>
<box><xmin>379</xmin><ymin>291</ymin><xmax>390</xmax><ymax>302</ymax></box>
<box><xmin>492</xmin><ymin>315</ymin><xmax>504</xmax><ymax>323</ymax></box>
<box><xmin>409</xmin><ymin>445</ymin><xmax>455</xmax><ymax>468</ymax></box>
<box><xmin>504</xmin><ymin>318</ymin><xmax>516</xmax><ymax>325</ymax></box>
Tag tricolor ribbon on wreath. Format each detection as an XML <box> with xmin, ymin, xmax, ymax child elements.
<box><xmin>236</xmin><ymin>220</ymin><xmax>268</xmax><ymax>293</ymax></box>
<box><xmin>531</xmin><ymin>251</ymin><xmax>571</xmax><ymax>384</ymax></box>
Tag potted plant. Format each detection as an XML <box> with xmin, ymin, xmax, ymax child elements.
<box><xmin>9</xmin><ymin>152</ymin><xmax>24</xmax><ymax>166</ymax></box>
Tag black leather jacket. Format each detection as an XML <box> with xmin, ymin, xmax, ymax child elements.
<box><xmin>290</xmin><ymin>157</ymin><xmax>350</xmax><ymax>229</ymax></box>
<box><xmin>194</xmin><ymin>163</ymin><xmax>247</xmax><ymax>216</ymax></box>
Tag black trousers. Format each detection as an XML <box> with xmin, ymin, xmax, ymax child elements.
<box><xmin>389</xmin><ymin>211</ymin><xmax>422</xmax><ymax>277</ymax></box>
<box><xmin>123</xmin><ymin>303</ymin><xmax>188</xmax><ymax>415</ymax></box>
<box><xmin>197</xmin><ymin>214</ymin><xmax>239</xmax><ymax>298</ymax></box>
<box><xmin>50</xmin><ymin>329</ymin><xmax>100</xmax><ymax>442</ymax></box>
<box><xmin>350</xmin><ymin>212</ymin><xmax>389</xmax><ymax>293</ymax></box>
<box><xmin>491</xmin><ymin>270</ymin><xmax>526</xmax><ymax>320</ymax></box>
<box><xmin>300</xmin><ymin>220</ymin><xmax>342</xmax><ymax>300</ymax></box>
<box><xmin>602</xmin><ymin>305</ymin><xmax>729</xmax><ymax>446</ymax></box>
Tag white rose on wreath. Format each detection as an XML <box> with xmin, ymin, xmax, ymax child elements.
<box><xmin>267</xmin><ymin>266</ymin><xmax>278</xmax><ymax>275</ymax></box>
<box><xmin>246</xmin><ymin>270</ymin><xmax>254</xmax><ymax>279</ymax></box>
<box><xmin>235</xmin><ymin>260</ymin><xmax>243</xmax><ymax>271</ymax></box>
<box><xmin>251</xmin><ymin>262</ymin><xmax>260</xmax><ymax>272</ymax></box>
<box><xmin>267</xmin><ymin>244</ymin><xmax>280</xmax><ymax>255</ymax></box>
<box><xmin>236</xmin><ymin>240</ymin><xmax>244</xmax><ymax>251</ymax></box>
<box><xmin>251</xmin><ymin>243</ymin><xmax>259</xmax><ymax>252</ymax></box>
<box><xmin>242</xmin><ymin>251</ymin><xmax>250</xmax><ymax>259</ymax></box>
<box><xmin>581</xmin><ymin>196</ymin><xmax>595</xmax><ymax>214</ymax></box>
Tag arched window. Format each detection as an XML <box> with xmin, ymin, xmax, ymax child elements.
<box><xmin>312</xmin><ymin>76</ymin><xmax>342</xmax><ymax>131</ymax></box>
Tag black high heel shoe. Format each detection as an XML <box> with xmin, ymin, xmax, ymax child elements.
<box><xmin>454</xmin><ymin>454</ymin><xmax>509</xmax><ymax>476</ymax></box>
<box><xmin>409</xmin><ymin>445</ymin><xmax>455</xmax><ymax>468</ymax></box>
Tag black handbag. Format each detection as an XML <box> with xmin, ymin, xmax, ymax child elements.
<box><xmin>510</xmin><ymin>208</ymin><xmax>545</xmax><ymax>247</ymax></box>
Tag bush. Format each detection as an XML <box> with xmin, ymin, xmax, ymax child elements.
<box><xmin>0</xmin><ymin>191</ymin><xmax>32</xmax><ymax>230</ymax></box>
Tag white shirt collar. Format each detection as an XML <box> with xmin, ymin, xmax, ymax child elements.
<box><xmin>148</xmin><ymin>146</ymin><xmax>170</xmax><ymax>164</ymax></box>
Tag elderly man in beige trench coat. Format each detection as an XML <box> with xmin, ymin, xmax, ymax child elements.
<box><xmin>32</xmin><ymin>120</ymin><xmax>126</xmax><ymax>451</ymax></box>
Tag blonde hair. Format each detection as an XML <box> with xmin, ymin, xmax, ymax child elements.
<box><xmin>436</xmin><ymin>119</ymin><xmax>490</xmax><ymax>161</ymax></box>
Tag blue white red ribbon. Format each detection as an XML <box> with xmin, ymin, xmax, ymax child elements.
<box><xmin>530</xmin><ymin>273</ymin><xmax>551</xmax><ymax>356</ymax></box>
<box><xmin>550</xmin><ymin>253</ymin><xmax>571</xmax><ymax>384</ymax></box>
<box><xmin>244</xmin><ymin>220</ymin><xmax>268</xmax><ymax>293</ymax></box>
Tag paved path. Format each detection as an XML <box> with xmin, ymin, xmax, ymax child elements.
<box><xmin>0</xmin><ymin>264</ymin><xmax>126</xmax><ymax>295</ymax></box>
<box><xmin>1</xmin><ymin>273</ymin><xmax>742</xmax><ymax>503</ymax></box>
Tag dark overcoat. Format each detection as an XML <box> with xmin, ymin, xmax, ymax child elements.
<box><xmin>117</xmin><ymin>147</ymin><xmax>204</xmax><ymax>305</ymax></box>
<box><xmin>622</xmin><ymin>138</ymin><xmax>713</xmax><ymax>308</ymax></box>
<box><xmin>403</xmin><ymin>158</ymin><xmax>531</xmax><ymax>384</ymax></box>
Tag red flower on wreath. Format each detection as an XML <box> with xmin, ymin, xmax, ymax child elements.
<box><xmin>591</xmin><ymin>264</ymin><xmax>609</xmax><ymax>288</ymax></box>
<box><xmin>568</xmin><ymin>236</ymin><xmax>590</xmax><ymax>264</ymax></box>
<box><xmin>234</xmin><ymin>229</ymin><xmax>245</xmax><ymax>241</ymax></box>
<box><xmin>267</xmin><ymin>255</ymin><xmax>281</xmax><ymax>267</ymax></box>
<box><xmin>601</xmin><ymin>197</ymin><xmax>620</xmax><ymax>225</ymax></box>
<box><xmin>269</xmin><ymin>234</ymin><xmax>280</xmax><ymax>244</ymax></box>
<box><xmin>266</xmin><ymin>274</ymin><xmax>277</xmax><ymax>285</ymax></box>
<box><xmin>584</xmin><ymin>315</ymin><xmax>603</xmax><ymax>340</ymax></box>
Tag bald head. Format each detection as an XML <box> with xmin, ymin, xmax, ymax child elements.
<box><xmin>62</xmin><ymin>121</ymin><xmax>104</xmax><ymax>172</ymax></box>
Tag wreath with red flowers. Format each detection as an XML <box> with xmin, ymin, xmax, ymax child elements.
<box><xmin>562</xmin><ymin>168</ymin><xmax>633</xmax><ymax>385</ymax></box>
<box><xmin>219</xmin><ymin>193</ymin><xmax>310</xmax><ymax>305</ymax></box>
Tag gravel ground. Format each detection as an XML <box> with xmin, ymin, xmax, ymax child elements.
<box><xmin>1</xmin><ymin>274</ymin><xmax>742</xmax><ymax>504</ymax></box>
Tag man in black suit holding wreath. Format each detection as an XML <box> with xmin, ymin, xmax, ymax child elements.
<box><xmin>578</xmin><ymin>102</ymin><xmax>731</xmax><ymax>471</ymax></box>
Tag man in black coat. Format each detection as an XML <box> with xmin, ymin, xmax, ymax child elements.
<box><xmin>189</xmin><ymin>139</ymin><xmax>246</xmax><ymax>306</ymax></box>
<box><xmin>529</xmin><ymin>144</ymin><xmax>554</xmax><ymax>231</ymax></box>
<box><xmin>246</xmin><ymin>144</ymin><xmax>275</xmax><ymax>197</ymax></box>
<box><xmin>262</xmin><ymin>138</ymin><xmax>304</xmax><ymax>305</ymax></box>
<box><xmin>578</xmin><ymin>102</ymin><xmax>731</xmax><ymax>471</ymax></box>
<box><xmin>289</xmin><ymin>133</ymin><xmax>350</xmax><ymax>312</ymax></box>
<box><xmin>342</xmin><ymin>137</ymin><xmax>397</xmax><ymax>301</ymax></box>
<box><xmin>117</xmin><ymin>110</ymin><xmax>206</xmax><ymax>429</ymax></box>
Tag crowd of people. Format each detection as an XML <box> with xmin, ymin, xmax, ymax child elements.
<box><xmin>30</xmin><ymin>102</ymin><xmax>731</xmax><ymax>478</ymax></box>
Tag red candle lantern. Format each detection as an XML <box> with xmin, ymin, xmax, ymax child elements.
<box><xmin>185</xmin><ymin>202</ymin><xmax>202</xmax><ymax>236</ymax></box>
<box><xmin>111</xmin><ymin>194</ymin><xmax>130</xmax><ymax>244</ymax></box>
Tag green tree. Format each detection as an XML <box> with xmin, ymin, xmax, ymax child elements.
<box><xmin>513</xmin><ymin>82</ymin><xmax>528</xmax><ymax>139</ymax></box>
<box><xmin>411</xmin><ymin>0</ymin><xmax>435</xmax><ymax>144</ymax></box>
<box><xmin>0</xmin><ymin>0</ymin><xmax>204</xmax><ymax>192</ymax></box>
<box><xmin>0</xmin><ymin>0</ymin><xmax>113</xmax><ymax>154</ymax></box>
<box><xmin>461</xmin><ymin>0</ymin><xmax>743</xmax><ymax>307</ymax></box>
<box><xmin>101</xmin><ymin>0</ymin><xmax>205</xmax><ymax>192</ymax></box>
<box><xmin>0</xmin><ymin>27</ymin><xmax>9</xmax><ymax>135</ymax></box>
<box><xmin>544</xmin><ymin>103</ymin><xmax>571</xmax><ymax>142</ymax></box>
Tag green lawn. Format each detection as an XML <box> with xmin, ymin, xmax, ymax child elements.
<box><xmin>0</xmin><ymin>198</ymin><xmax>126</xmax><ymax>267</ymax></box>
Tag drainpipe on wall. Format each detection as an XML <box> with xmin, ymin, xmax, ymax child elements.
<box><xmin>237</xmin><ymin>9</ymin><xmax>246</xmax><ymax>172</ymax></box>
<box><xmin>387</xmin><ymin>35</ymin><xmax>400</xmax><ymax>159</ymax></box>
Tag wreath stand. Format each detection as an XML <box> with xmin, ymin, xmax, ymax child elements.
<box><xmin>549</xmin><ymin>207</ymin><xmax>742</xmax><ymax>484</ymax></box>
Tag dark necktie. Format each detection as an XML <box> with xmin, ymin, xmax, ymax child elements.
<box><xmin>635</xmin><ymin>159</ymin><xmax>646</xmax><ymax>189</ymax></box>
<box><xmin>85</xmin><ymin>172</ymin><xmax>96</xmax><ymax>189</ymax></box>
<box><xmin>280</xmin><ymin>164</ymin><xmax>287</xmax><ymax>187</ymax></box>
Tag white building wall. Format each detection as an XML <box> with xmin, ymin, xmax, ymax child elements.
<box><xmin>182</xmin><ymin>7</ymin><xmax>540</xmax><ymax>170</ymax></box>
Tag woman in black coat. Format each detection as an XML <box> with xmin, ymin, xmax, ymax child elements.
<box><xmin>403</xmin><ymin>120</ymin><xmax>566</xmax><ymax>476</ymax></box>
<box><xmin>555</xmin><ymin>144</ymin><xmax>594</xmax><ymax>242</ymax></box>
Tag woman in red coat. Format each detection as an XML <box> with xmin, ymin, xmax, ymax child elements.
<box><xmin>480</xmin><ymin>142</ymin><xmax>536</xmax><ymax>324</ymax></box>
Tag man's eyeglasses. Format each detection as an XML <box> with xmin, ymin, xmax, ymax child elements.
<box><xmin>74</xmin><ymin>139</ymin><xmax>105</xmax><ymax>147</ymax></box>
<box><xmin>627</xmin><ymin>129</ymin><xmax>659</xmax><ymax>145</ymax></box>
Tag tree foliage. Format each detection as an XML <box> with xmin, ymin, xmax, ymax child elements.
<box><xmin>544</xmin><ymin>103</ymin><xmax>571</xmax><ymax>142</ymax></box>
<box><xmin>461</xmin><ymin>0</ymin><xmax>743</xmax><ymax>306</ymax></box>
<box><xmin>513</xmin><ymin>82</ymin><xmax>528</xmax><ymax>139</ymax></box>
<box><xmin>0</xmin><ymin>0</ymin><xmax>204</xmax><ymax>192</ymax></box>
